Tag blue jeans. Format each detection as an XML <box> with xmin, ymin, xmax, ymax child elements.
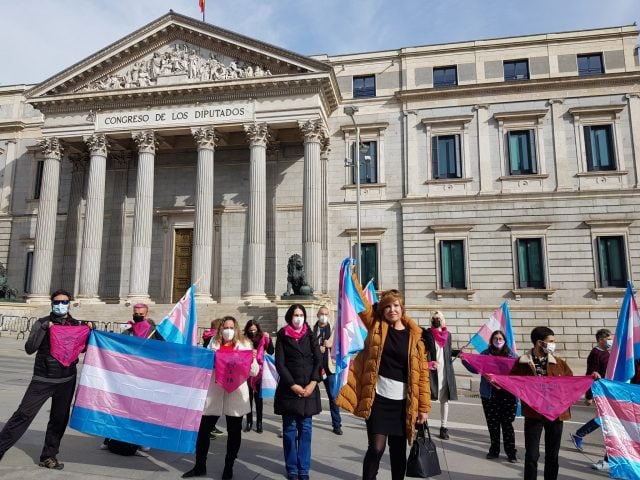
<box><xmin>323</xmin><ymin>374</ymin><xmax>342</xmax><ymax>429</ymax></box>
<box><xmin>282</xmin><ymin>415</ymin><xmax>313</xmax><ymax>476</ymax></box>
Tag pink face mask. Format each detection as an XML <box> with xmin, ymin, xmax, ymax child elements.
<box><xmin>492</xmin><ymin>339</ymin><xmax>505</xmax><ymax>349</ymax></box>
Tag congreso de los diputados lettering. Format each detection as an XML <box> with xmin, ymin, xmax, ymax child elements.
<box><xmin>0</xmin><ymin>11</ymin><xmax>639</xmax><ymax>362</ymax></box>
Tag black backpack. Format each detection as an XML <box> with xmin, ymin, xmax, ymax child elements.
<box><xmin>106</xmin><ymin>439</ymin><xmax>139</xmax><ymax>456</ymax></box>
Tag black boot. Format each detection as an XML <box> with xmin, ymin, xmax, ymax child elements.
<box><xmin>182</xmin><ymin>466</ymin><xmax>206</xmax><ymax>478</ymax></box>
<box><xmin>222</xmin><ymin>455</ymin><xmax>234</xmax><ymax>479</ymax></box>
<box><xmin>256</xmin><ymin>420</ymin><xmax>263</xmax><ymax>434</ymax></box>
<box><xmin>243</xmin><ymin>413</ymin><xmax>252</xmax><ymax>433</ymax></box>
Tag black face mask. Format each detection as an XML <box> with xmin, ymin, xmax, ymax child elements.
<box><xmin>247</xmin><ymin>331</ymin><xmax>256</xmax><ymax>339</ymax></box>
<box><xmin>133</xmin><ymin>314</ymin><xmax>145</xmax><ymax>323</ymax></box>
<box><xmin>431</xmin><ymin>319</ymin><xmax>441</xmax><ymax>328</ymax></box>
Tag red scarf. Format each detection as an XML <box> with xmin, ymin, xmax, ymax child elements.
<box><xmin>431</xmin><ymin>327</ymin><xmax>449</xmax><ymax>348</ymax></box>
<box><xmin>284</xmin><ymin>323</ymin><xmax>308</xmax><ymax>342</ymax></box>
<box><xmin>128</xmin><ymin>319</ymin><xmax>151</xmax><ymax>338</ymax></box>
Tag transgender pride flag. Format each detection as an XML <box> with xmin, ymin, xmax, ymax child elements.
<box><xmin>469</xmin><ymin>302</ymin><xmax>516</xmax><ymax>354</ymax></box>
<box><xmin>364</xmin><ymin>278</ymin><xmax>379</xmax><ymax>305</ymax></box>
<box><xmin>70</xmin><ymin>330</ymin><xmax>213</xmax><ymax>453</ymax></box>
<box><xmin>259</xmin><ymin>354</ymin><xmax>278</xmax><ymax>399</ymax></box>
<box><xmin>592</xmin><ymin>379</ymin><xmax>640</xmax><ymax>479</ymax></box>
<box><xmin>157</xmin><ymin>284</ymin><xmax>198</xmax><ymax>345</ymax></box>
<box><xmin>606</xmin><ymin>281</ymin><xmax>640</xmax><ymax>382</ymax></box>
<box><xmin>332</xmin><ymin>258</ymin><xmax>368</xmax><ymax>393</ymax></box>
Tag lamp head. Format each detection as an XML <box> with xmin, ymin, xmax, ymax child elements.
<box><xmin>343</xmin><ymin>105</ymin><xmax>359</xmax><ymax>117</ymax></box>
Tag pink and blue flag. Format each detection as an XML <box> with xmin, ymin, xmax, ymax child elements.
<box><xmin>606</xmin><ymin>281</ymin><xmax>640</xmax><ymax>382</ymax></box>
<box><xmin>592</xmin><ymin>379</ymin><xmax>640</xmax><ymax>479</ymax></box>
<box><xmin>364</xmin><ymin>278</ymin><xmax>378</xmax><ymax>305</ymax></box>
<box><xmin>70</xmin><ymin>330</ymin><xmax>213</xmax><ymax>453</ymax></box>
<box><xmin>332</xmin><ymin>258</ymin><xmax>368</xmax><ymax>393</ymax></box>
<box><xmin>259</xmin><ymin>354</ymin><xmax>278</xmax><ymax>399</ymax></box>
<box><xmin>469</xmin><ymin>302</ymin><xmax>516</xmax><ymax>354</ymax></box>
<box><xmin>157</xmin><ymin>284</ymin><xmax>198</xmax><ymax>346</ymax></box>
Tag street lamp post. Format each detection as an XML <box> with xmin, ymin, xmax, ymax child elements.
<box><xmin>344</xmin><ymin>106</ymin><xmax>362</xmax><ymax>284</ymax></box>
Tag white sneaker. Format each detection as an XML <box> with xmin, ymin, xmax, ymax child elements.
<box><xmin>139</xmin><ymin>446</ymin><xmax>151</xmax><ymax>452</ymax></box>
<box><xmin>591</xmin><ymin>460</ymin><xmax>609</xmax><ymax>471</ymax></box>
<box><xmin>99</xmin><ymin>443</ymin><xmax>108</xmax><ymax>450</ymax></box>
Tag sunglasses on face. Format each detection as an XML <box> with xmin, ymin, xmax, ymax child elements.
<box><xmin>52</xmin><ymin>300</ymin><xmax>70</xmax><ymax>305</ymax></box>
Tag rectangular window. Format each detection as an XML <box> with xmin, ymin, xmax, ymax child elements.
<box><xmin>433</xmin><ymin>66</ymin><xmax>458</xmax><ymax>87</ymax></box>
<box><xmin>517</xmin><ymin>238</ymin><xmax>545</xmax><ymax>288</ymax></box>
<box><xmin>24</xmin><ymin>251</ymin><xmax>33</xmax><ymax>293</ymax></box>
<box><xmin>584</xmin><ymin>125</ymin><xmax>616</xmax><ymax>171</ymax></box>
<box><xmin>504</xmin><ymin>59</ymin><xmax>529</xmax><ymax>81</ymax></box>
<box><xmin>353</xmin><ymin>75</ymin><xmax>376</xmax><ymax>98</ymax></box>
<box><xmin>507</xmin><ymin>130</ymin><xmax>537</xmax><ymax>175</ymax></box>
<box><xmin>598</xmin><ymin>236</ymin><xmax>627</xmax><ymax>288</ymax></box>
<box><xmin>360</xmin><ymin>243</ymin><xmax>379</xmax><ymax>289</ymax></box>
<box><xmin>34</xmin><ymin>160</ymin><xmax>44</xmax><ymax>199</ymax></box>
<box><xmin>431</xmin><ymin>135</ymin><xmax>462</xmax><ymax>179</ymax></box>
<box><xmin>440</xmin><ymin>240</ymin><xmax>465</xmax><ymax>289</ymax></box>
<box><xmin>578</xmin><ymin>53</ymin><xmax>604</xmax><ymax>76</ymax></box>
<box><xmin>352</xmin><ymin>141</ymin><xmax>377</xmax><ymax>184</ymax></box>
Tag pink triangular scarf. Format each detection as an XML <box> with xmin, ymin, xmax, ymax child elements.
<box><xmin>215</xmin><ymin>349</ymin><xmax>253</xmax><ymax>393</ymax></box>
<box><xmin>461</xmin><ymin>352</ymin><xmax>517</xmax><ymax>375</ymax></box>
<box><xmin>49</xmin><ymin>324</ymin><xmax>91</xmax><ymax>367</ymax></box>
<box><xmin>128</xmin><ymin>319</ymin><xmax>152</xmax><ymax>338</ymax></box>
<box><xmin>431</xmin><ymin>327</ymin><xmax>449</xmax><ymax>348</ymax></box>
<box><xmin>284</xmin><ymin>323</ymin><xmax>308</xmax><ymax>342</ymax></box>
<box><xmin>490</xmin><ymin>375</ymin><xmax>594</xmax><ymax>421</ymax></box>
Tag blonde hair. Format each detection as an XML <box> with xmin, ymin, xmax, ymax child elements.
<box><xmin>431</xmin><ymin>310</ymin><xmax>446</xmax><ymax>327</ymax></box>
<box><xmin>214</xmin><ymin>316</ymin><xmax>244</xmax><ymax>345</ymax></box>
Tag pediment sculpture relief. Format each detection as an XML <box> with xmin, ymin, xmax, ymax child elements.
<box><xmin>77</xmin><ymin>42</ymin><xmax>272</xmax><ymax>92</ymax></box>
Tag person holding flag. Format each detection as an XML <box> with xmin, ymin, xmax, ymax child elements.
<box><xmin>337</xmin><ymin>285</ymin><xmax>430</xmax><ymax>480</ymax></box>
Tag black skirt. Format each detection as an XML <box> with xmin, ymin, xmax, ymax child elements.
<box><xmin>366</xmin><ymin>394</ymin><xmax>406</xmax><ymax>437</ymax></box>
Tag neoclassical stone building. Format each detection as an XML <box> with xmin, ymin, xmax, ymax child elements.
<box><xmin>0</xmin><ymin>12</ymin><xmax>639</xmax><ymax>358</ymax></box>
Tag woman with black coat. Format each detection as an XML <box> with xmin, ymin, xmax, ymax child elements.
<box><xmin>274</xmin><ymin>304</ymin><xmax>322</xmax><ymax>480</ymax></box>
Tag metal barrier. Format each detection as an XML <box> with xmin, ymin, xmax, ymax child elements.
<box><xmin>0</xmin><ymin>315</ymin><xmax>33</xmax><ymax>339</ymax></box>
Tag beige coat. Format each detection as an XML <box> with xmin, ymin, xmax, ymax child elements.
<box><xmin>203</xmin><ymin>339</ymin><xmax>259</xmax><ymax>417</ymax></box>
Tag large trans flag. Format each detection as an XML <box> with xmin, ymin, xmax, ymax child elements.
<box><xmin>70</xmin><ymin>330</ymin><xmax>213</xmax><ymax>453</ymax></box>
<box><xmin>332</xmin><ymin>258</ymin><xmax>368</xmax><ymax>393</ymax></box>
<box><xmin>157</xmin><ymin>284</ymin><xmax>198</xmax><ymax>346</ymax></box>
<box><xmin>469</xmin><ymin>302</ymin><xmax>517</xmax><ymax>354</ymax></box>
<box><xmin>606</xmin><ymin>281</ymin><xmax>640</xmax><ymax>382</ymax></box>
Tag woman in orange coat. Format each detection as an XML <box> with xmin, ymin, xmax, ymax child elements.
<box><xmin>337</xmin><ymin>287</ymin><xmax>430</xmax><ymax>480</ymax></box>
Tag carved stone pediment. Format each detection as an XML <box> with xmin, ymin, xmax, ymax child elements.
<box><xmin>27</xmin><ymin>11</ymin><xmax>333</xmax><ymax>99</ymax></box>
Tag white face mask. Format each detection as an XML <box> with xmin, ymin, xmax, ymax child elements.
<box><xmin>606</xmin><ymin>339</ymin><xmax>613</xmax><ymax>349</ymax></box>
<box><xmin>222</xmin><ymin>328</ymin><xmax>235</xmax><ymax>341</ymax></box>
<box><xmin>318</xmin><ymin>315</ymin><xmax>328</xmax><ymax>325</ymax></box>
<box><xmin>292</xmin><ymin>315</ymin><xmax>304</xmax><ymax>328</ymax></box>
<box><xmin>542</xmin><ymin>342</ymin><xmax>556</xmax><ymax>354</ymax></box>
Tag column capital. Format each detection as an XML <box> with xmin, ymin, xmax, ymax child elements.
<box><xmin>132</xmin><ymin>130</ymin><xmax>157</xmax><ymax>154</ymax></box>
<box><xmin>320</xmin><ymin>136</ymin><xmax>331</xmax><ymax>157</ymax></box>
<box><xmin>84</xmin><ymin>133</ymin><xmax>109</xmax><ymax>157</ymax></box>
<box><xmin>298</xmin><ymin>119</ymin><xmax>327</xmax><ymax>144</ymax></box>
<box><xmin>39</xmin><ymin>137</ymin><xmax>63</xmax><ymax>160</ymax></box>
<box><xmin>244</xmin><ymin>122</ymin><xmax>271</xmax><ymax>147</ymax></box>
<box><xmin>191</xmin><ymin>127</ymin><xmax>218</xmax><ymax>150</ymax></box>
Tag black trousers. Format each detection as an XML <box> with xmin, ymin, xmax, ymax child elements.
<box><xmin>482</xmin><ymin>393</ymin><xmax>517</xmax><ymax>457</ymax></box>
<box><xmin>195</xmin><ymin>415</ymin><xmax>243</xmax><ymax>470</ymax></box>
<box><xmin>0</xmin><ymin>377</ymin><xmax>76</xmax><ymax>461</ymax></box>
<box><xmin>524</xmin><ymin>417</ymin><xmax>563</xmax><ymax>480</ymax></box>
<box><xmin>247</xmin><ymin>381</ymin><xmax>263</xmax><ymax>424</ymax></box>
<box><xmin>362</xmin><ymin>421</ymin><xmax>407</xmax><ymax>480</ymax></box>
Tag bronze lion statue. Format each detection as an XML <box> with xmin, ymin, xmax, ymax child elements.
<box><xmin>284</xmin><ymin>254</ymin><xmax>313</xmax><ymax>296</ymax></box>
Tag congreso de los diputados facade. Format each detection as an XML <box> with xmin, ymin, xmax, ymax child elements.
<box><xmin>1</xmin><ymin>11</ymin><xmax>639</xmax><ymax>359</ymax></box>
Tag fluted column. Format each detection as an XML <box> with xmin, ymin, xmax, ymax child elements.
<box><xmin>191</xmin><ymin>127</ymin><xmax>217</xmax><ymax>303</ymax></box>
<box><xmin>77</xmin><ymin>134</ymin><xmax>109</xmax><ymax>301</ymax></box>
<box><xmin>299</xmin><ymin>119</ymin><xmax>326</xmax><ymax>294</ymax></box>
<box><xmin>28</xmin><ymin>138</ymin><xmax>63</xmax><ymax>302</ymax></box>
<box><xmin>243</xmin><ymin>123</ymin><xmax>270</xmax><ymax>300</ymax></box>
<box><xmin>128</xmin><ymin>131</ymin><xmax>156</xmax><ymax>302</ymax></box>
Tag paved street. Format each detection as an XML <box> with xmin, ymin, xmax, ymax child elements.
<box><xmin>0</xmin><ymin>335</ymin><xmax>611</xmax><ymax>479</ymax></box>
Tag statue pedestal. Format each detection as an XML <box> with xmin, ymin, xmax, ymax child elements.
<box><xmin>275</xmin><ymin>297</ymin><xmax>329</xmax><ymax>330</ymax></box>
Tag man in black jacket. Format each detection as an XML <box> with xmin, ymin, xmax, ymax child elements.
<box><xmin>0</xmin><ymin>289</ymin><xmax>92</xmax><ymax>469</ymax></box>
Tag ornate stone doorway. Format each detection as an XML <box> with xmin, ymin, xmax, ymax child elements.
<box><xmin>172</xmin><ymin>228</ymin><xmax>193</xmax><ymax>303</ymax></box>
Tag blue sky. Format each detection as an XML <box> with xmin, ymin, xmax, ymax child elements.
<box><xmin>1</xmin><ymin>0</ymin><xmax>639</xmax><ymax>86</ymax></box>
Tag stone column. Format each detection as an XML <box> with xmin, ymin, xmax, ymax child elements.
<box><xmin>0</xmin><ymin>140</ymin><xmax>17</xmax><ymax>213</ymax></box>
<box><xmin>191</xmin><ymin>127</ymin><xmax>217</xmax><ymax>303</ymax></box>
<box><xmin>299</xmin><ymin>119</ymin><xmax>326</xmax><ymax>294</ymax></box>
<box><xmin>474</xmin><ymin>104</ymin><xmax>493</xmax><ymax>194</ymax></box>
<box><xmin>61</xmin><ymin>154</ymin><xmax>87</xmax><ymax>295</ymax></box>
<box><xmin>28</xmin><ymin>138</ymin><xmax>63</xmax><ymax>302</ymax></box>
<box><xmin>548</xmin><ymin>99</ymin><xmax>570</xmax><ymax>191</ymax></box>
<box><xmin>77</xmin><ymin>134</ymin><xmax>109</xmax><ymax>301</ymax></box>
<box><xmin>243</xmin><ymin>123</ymin><xmax>270</xmax><ymax>301</ymax></box>
<box><xmin>626</xmin><ymin>94</ymin><xmax>640</xmax><ymax>187</ymax></box>
<box><xmin>128</xmin><ymin>131</ymin><xmax>156</xmax><ymax>302</ymax></box>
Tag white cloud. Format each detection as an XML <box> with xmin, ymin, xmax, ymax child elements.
<box><xmin>0</xmin><ymin>0</ymin><xmax>638</xmax><ymax>85</ymax></box>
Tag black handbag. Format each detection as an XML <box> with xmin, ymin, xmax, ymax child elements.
<box><xmin>406</xmin><ymin>423</ymin><xmax>441</xmax><ymax>478</ymax></box>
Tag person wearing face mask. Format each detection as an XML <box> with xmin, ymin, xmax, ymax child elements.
<box><xmin>312</xmin><ymin>305</ymin><xmax>343</xmax><ymax>435</ymax></box>
<box><xmin>274</xmin><ymin>304</ymin><xmax>323</xmax><ymax>480</ymax></box>
<box><xmin>243</xmin><ymin>319</ymin><xmax>274</xmax><ymax>433</ymax></box>
<box><xmin>183</xmin><ymin>316</ymin><xmax>259</xmax><ymax>479</ymax></box>
<box><xmin>510</xmin><ymin>326</ymin><xmax>573</xmax><ymax>480</ymax></box>
<box><xmin>462</xmin><ymin>330</ymin><xmax>518</xmax><ymax>462</ymax></box>
<box><xmin>422</xmin><ymin>310</ymin><xmax>458</xmax><ymax>440</ymax></box>
<box><xmin>337</xmin><ymin>287</ymin><xmax>430</xmax><ymax>480</ymax></box>
<box><xmin>0</xmin><ymin>289</ymin><xmax>93</xmax><ymax>470</ymax></box>
<box><xmin>123</xmin><ymin>303</ymin><xmax>163</xmax><ymax>340</ymax></box>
